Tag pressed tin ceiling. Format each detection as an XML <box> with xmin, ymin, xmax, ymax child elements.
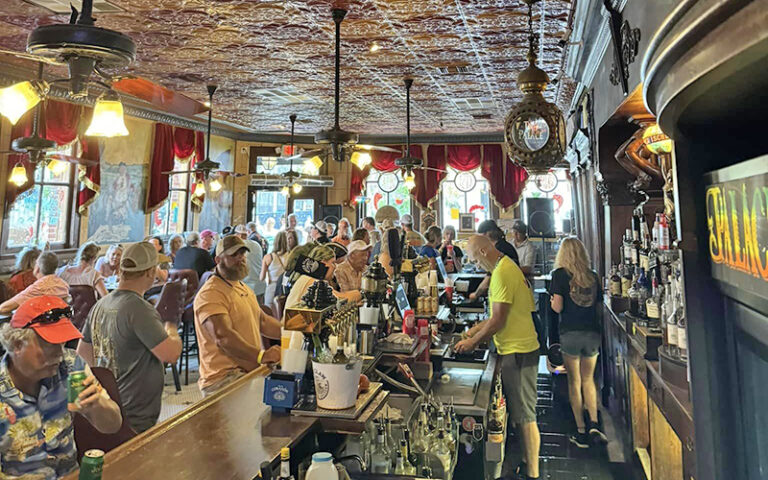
<box><xmin>0</xmin><ymin>0</ymin><xmax>576</xmax><ymax>135</ymax></box>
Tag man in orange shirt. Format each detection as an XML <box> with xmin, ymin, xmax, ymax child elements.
<box><xmin>193</xmin><ymin>236</ymin><xmax>282</xmax><ymax>397</ymax></box>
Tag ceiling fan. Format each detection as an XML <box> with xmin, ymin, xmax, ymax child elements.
<box><xmin>250</xmin><ymin>114</ymin><xmax>334</xmax><ymax>192</ymax></box>
<box><xmin>285</xmin><ymin>8</ymin><xmax>398</xmax><ymax>169</ymax></box>
<box><xmin>0</xmin><ymin>0</ymin><xmax>207</xmax><ymax>122</ymax></box>
<box><xmin>163</xmin><ymin>85</ymin><xmax>243</xmax><ymax>194</ymax></box>
<box><xmin>0</xmin><ymin>64</ymin><xmax>98</xmax><ymax>186</ymax></box>
<box><xmin>394</xmin><ymin>78</ymin><xmax>446</xmax><ymax>190</ymax></box>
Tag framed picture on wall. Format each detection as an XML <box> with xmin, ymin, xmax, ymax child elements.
<box><xmin>459</xmin><ymin>213</ymin><xmax>475</xmax><ymax>232</ymax></box>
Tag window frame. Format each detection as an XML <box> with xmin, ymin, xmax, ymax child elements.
<box><xmin>1</xmin><ymin>161</ymin><xmax>80</xmax><ymax>256</ymax></box>
<box><xmin>359</xmin><ymin>169</ymin><xmax>414</xmax><ymax>220</ymax></box>
<box><xmin>438</xmin><ymin>166</ymin><xmax>491</xmax><ymax>230</ymax></box>
<box><xmin>151</xmin><ymin>158</ymin><xmax>193</xmax><ymax>236</ymax></box>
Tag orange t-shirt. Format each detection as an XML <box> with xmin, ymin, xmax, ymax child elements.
<box><xmin>193</xmin><ymin>275</ymin><xmax>264</xmax><ymax>389</ymax></box>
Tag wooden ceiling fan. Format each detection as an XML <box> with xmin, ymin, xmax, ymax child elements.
<box><xmin>285</xmin><ymin>8</ymin><xmax>398</xmax><ymax>167</ymax></box>
<box><xmin>250</xmin><ymin>114</ymin><xmax>335</xmax><ymax>191</ymax></box>
<box><xmin>0</xmin><ymin>0</ymin><xmax>207</xmax><ymax>118</ymax></box>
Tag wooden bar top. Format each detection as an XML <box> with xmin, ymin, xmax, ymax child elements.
<box><xmin>64</xmin><ymin>369</ymin><xmax>319</xmax><ymax>480</ymax></box>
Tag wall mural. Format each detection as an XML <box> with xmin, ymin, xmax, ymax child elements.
<box><xmin>86</xmin><ymin>118</ymin><xmax>152</xmax><ymax>244</ymax></box>
<box><xmin>87</xmin><ymin>162</ymin><xmax>146</xmax><ymax>244</ymax></box>
<box><xmin>198</xmin><ymin>135</ymin><xmax>235</xmax><ymax>233</ymax></box>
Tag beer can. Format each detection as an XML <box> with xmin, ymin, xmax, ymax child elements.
<box><xmin>68</xmin><ymin>371</ymin><xmax>88</xmax><ymax>404</ymax></box>
<box><xmin>79</xmin><ymin>449</ymin><xmax>104</xmax><ymax>480</ymax></box>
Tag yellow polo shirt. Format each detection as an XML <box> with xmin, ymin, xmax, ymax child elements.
<box><xmin>489</xmin><ymin>256</ymin><xmax>539</xmax><ymax>355</ymax></box>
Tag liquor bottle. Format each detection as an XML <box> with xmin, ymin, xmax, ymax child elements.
<box><xmin>370</xmin><ymin>426</ymin><xmax>392</xmax><ymax>473</ymax></box>
<box><xmin>677</xmin><ymin>307</ymin><xmax>688</xmax><ymax>362</ymax></box>
<box><xmin>637</xmin><ymin>268</ymin><xmax>650</xmax><ymax>317</ymax></box>
<box><xmin>332</xmin><ymin>345</ymin><xmax>348</xmax><ymax>364</ymax></box>
<box><xmin>383</xmin><ymin>418</ymin><xmax>396</xmax><ymax>456</ymax></box>
<box><xmin>411</xmin><ymin>420</ymin><xmax>429</xmax><ymax>454</ymax></box>
<box><xmin>487</xmin><ymin>404</ymin><xmax>504</xmax><ymax>443</ymax></box>
<box><xmin>277</xmin><ymin>447</ymin><xmax>294</xmax><ymax>480</ymax></box>
<box><xmin>609</xmin><ymin>266</ymin><xmax>622</xmax><ymax>297</ymax></box>
<box><xmin>396</xmin><ymin>439</ymin><xmax>417</xmax><ymax>475</ymax></box>
<box><xmin>659</xmin><ymin>214</ymin><xmax>670</xmax><ymax>250</ymax></box>
<box><xmin>652</xmin><ymin>214</ymin><xmax>661</xmax><ymax>246</ymax></box>
<box><xmin>402</xmin><ymin>429</ymin><xmax>417</xmax><ymax>468</ymax></box>
<box><xmin>665</xmin><ymin>275</ymin><xmax>679</xmax><ymax>357</ymax></box>
<box><xmin>631</xmin><ymin>217</ymin><xmax>641</xmax><ymax>266</ymax></box>
<box><xmin>260</xmin><ymin>461</ymin><xmax>273</xmax><ymax>480</ymax></box>
<box><xmin>434</xmin><ymin>428</ymin><xmax>452</xmax><ymax>473</ymax></box>
<box><xmin>621</xmin><ymin>264</ymin><xmax>632</xmax><ymax>298</ymax></box>
<box><xmin>628</xmin><ymin>268</ymin><xmax>641</xmax><ymax>316</ymax></box>
<box><xmin>623</xmin><ymin>229</ymin><xmax>633</xmax><ymax>265</ymax></box>
<box><xmin>639</xmin><ymin>235</ymin><xmax>650</xmax><ymax>272</ymax></box>
<box><xmin>646</xmin><ymin>279</ymin><xmax>661</xmax><ymax>326</ymax></box>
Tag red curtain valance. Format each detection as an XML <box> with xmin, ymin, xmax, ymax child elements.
<box><xmin>147</xmin><ymin>124</ymin><xmax>206</xmax><ymax>212</ymax></box>
<box><xmin>4</xmin><ymin>99</ymin><xmax>101</xmax><ymax>213</ymax></box>
<box><xmin>349</xmin><ymin>143</ymin><xmax>529</xmax><ymax>214</ymax></box>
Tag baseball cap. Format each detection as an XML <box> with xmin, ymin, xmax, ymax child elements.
<box><xmin>216</xmin><ymin>235</ymin><xmax>251</xmax><ymax>257</ymax></box>
<box><xmin>374</xmin><ymin>205</ymin><xmax>399</xmax><ymax>224</ymax></box>
<box><xmin>347</xmin><ymin>240</ymin><xmax>372</xmax><ymax>254</ymax></box>
<box><xmin>234</xmin><ymin>224</ymin><xmax>247</xmax><ymax>234</ymax></box>
<box><xmin>327</xmin><ymin>241</ymin><xmax>348</xmax><ymax>259</ymax></box>
<box><xmin>11</xmin><ymin>296</ymin><xmax>82</xmax><ymax>345</ymax></box>
<box><xmin>121</xmin><ymin>241</ymin><xmax>168</xmax><ymax>271</ymax></box>
<box><xmin>400</xmin><ymin>214</ymin><xmax>414</xmax><ymax>225</ymax></box>
<box><xmin>512</xmin><ymin>220</ymin><xmax>528</xmax><ymax>233</ymax></box>
<box><xmin>313</xmin><ymin>220</ymin><xmax>327</xmax><ymax>232</ymax></box>
<box><xmin>477</xmin><ymin>219</ymin><xmax>500</xmax><ymax>235</ymax></box>
<box><xmin>200</xmin><ymin>229</ymin><xmax>215</xmax><ymax>239</ymax></box>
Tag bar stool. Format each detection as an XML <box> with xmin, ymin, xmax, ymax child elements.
<box><xmin>169</xmin><ymin>269</ymin><xmax>200</xmax><ymax>385</ymax></box>
<box><xmin>155</xmin><ymin>279</ymin><xmax>187</xmax><ymax>392</ymax></box>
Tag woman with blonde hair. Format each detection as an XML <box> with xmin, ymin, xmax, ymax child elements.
<box><xmin>261</xmin><ymin>230</ymin><xmax>291</xmax><ymax>306</ymax></box>
<box><xmin>9</xmin><ymin>246</ymin><xmax>41</xmax><ymax>294</ymax></box>
<box><xmin>95</xmin><ymin>244</ymin><xmax>123</xmax><ymax>278</ymax></box>
<box><xmin>550</xmin><ymin>236</ymin><xmax>607</xmax><ymax>448</ymax></box>
<box><xmin>332</xmin><ymin>217</ymin><xmax>352</xmax><ymax>247</ymax></box>
<box><xmin>59</xmin><ymin>242</ymin><xmax>108</xmax><ymax>297</ymax></box>
<box><xmin>168</xmin><ymin>234</ymin><xmax>184</xmax><ymax>261</ymax></box>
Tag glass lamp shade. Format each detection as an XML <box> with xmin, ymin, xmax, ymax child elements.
<box><xmin>303</xmin><ymin>155</ymin><xmax>322</xmax><ymax>175</ymax></box>
<box><xmin>642</xmin><ymin>124</ymin><xmax>673</xmax><ymax>154</ymax></box>
<box><xmin>261</xmin><ymin>157</ymin><xmax>278</xmax><ymax>171</ymax></box>
<box><xmin>9</xmin><ymin>162</ymin><xmax>28</xmax><ymax>186</ymax></box>
<box><xmin>209</xmin><ymin>178</ymin><xmax>222</xmax><ymax>192</ymax></box>
<box><xmin>292</xmin><ymin>183</ymin><xmax>303</xmax><ymax>194</ymax></box>
<box><xmin>350</xmin><ymin>151</ymin><xmax>372</xmax><ymax>170</ymax></box>
<box><xmin>0</xmin><ymin>81</ymin><xmax>44</xmax><ymax>125</ymax></box>
<box><xmin>281</xmin><ymin>186</ymin><xmax>290</xmax><ymax>196</ymax></box>
<box><xmin>404</xmin><ymin>172</ymin><xmax>415</xmax><ymax>191</ymax></box>
<box><xmin>46</xmin><ymin>159</ymin><xmax>67</xmax><ymax>176</ymax></box>
<box><xmin>193</xmin><ymin>180</ymin><xmax>206</xmax><ymax>197</ymax></box>
<box><xmin>85</xmin><ymin>90</ymin><xmax>129</xmax><ymax>137</ymax></box>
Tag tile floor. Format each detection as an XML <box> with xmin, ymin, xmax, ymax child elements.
<box><xmin>159</xmin><ymin>360</ymin><xmax>202</xmax><ymax>422</ymax></box>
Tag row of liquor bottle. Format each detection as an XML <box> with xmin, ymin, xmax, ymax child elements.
<box><xmin>362</xmin><ymin>400</ymin><xmax>458</xmax><ymax>477</ymax></box>
<box><xmin>610</xmin><ymin>211</ymin><xmax>688</xmax><ymax>362</ymax></box>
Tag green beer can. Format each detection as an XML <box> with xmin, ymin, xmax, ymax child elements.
<box><xmin>79</xmin><ymin>449</ymin><xmax>104</xmax><ymax>480</ymax></box>
<box><xmin>68</xmin><ymin>371</ymin><xmax>87</xmax><ymax>404</ymax></box>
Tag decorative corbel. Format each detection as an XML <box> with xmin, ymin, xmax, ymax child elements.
<box><xmin>614</xmin><ymin>126</ymin><xmax>663</xmax><ymax>192</ymax></box>
<box><xmin>604</xmin><ymin>0</ymin><xmax>641</xmax><ymax>95</ymax></box>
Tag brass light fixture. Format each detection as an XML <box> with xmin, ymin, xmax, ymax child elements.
<box><xmin>504</xmin><ymin>0</ymin><xmax>566</xmax><ymax>175</ymax></box>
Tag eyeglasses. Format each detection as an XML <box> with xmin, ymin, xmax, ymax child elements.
<box><xmin>26</xmin><ymin>307</ymin><xmax>73</xmax><ymax>327</ymax></box>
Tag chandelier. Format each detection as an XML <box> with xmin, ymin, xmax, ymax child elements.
<box><xmin>504</xmin><ymin>0</ymin><xmax>566</xmax><ymax>175</ymax></box>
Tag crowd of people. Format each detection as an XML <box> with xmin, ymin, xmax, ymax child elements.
<box><xmin>0</xmin><ymin>208</ymin><xmax>607</xmax><ymax>480</ymax></box>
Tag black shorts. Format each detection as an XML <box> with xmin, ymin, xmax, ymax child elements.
<box><xmin>560</xmin><ymin>330</ymin><xmax>601</xmax><ymax>357</ymax></box>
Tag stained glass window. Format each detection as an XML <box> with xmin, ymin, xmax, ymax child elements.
<box><xmin>151</xmin><ymin>158</ymin><xmax>191</xmax><ymax>236</ymax></box>
<box><xmin>440</xmin><ymin>167</ymin><xmax>491</xmax><ymax>231</ymax></box>
<box><xmin>362</xmin><ymin>170</ymin><xmax>412</xmax><ymax>219</ymax></box>
<box><xmin>5</xmin><ymin>149</ymin><xmax>75</xmax><ymax>250</ymax></box>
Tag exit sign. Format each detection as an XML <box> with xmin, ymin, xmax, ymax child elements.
<box><xmin>282</xmin><ymin>145</ymin><xmax>297</xmax><ymax>156</ymax></box>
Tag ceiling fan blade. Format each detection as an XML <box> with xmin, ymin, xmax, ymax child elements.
<box><xmin>0</xmin><ymin>150</ymin><xmax>18</xmax><ymax>155</ymax></box>
<box><xmin>213</xmin><ymin>170</ymin><xmax>246</xmax><ymax>178</ymax></box>
<box><xmin>47</xmin><ymin>153</ymin><xmax>98</xmax><ymax>166</ymax></box>
<box><xmin>283</xmin><ymin>148</ymin><xmax>325</xmax><ymax>162</ymax></box>
<box><xmin>417</xmin><ymin>166</ymin><xmax>447</xmax><ymax>173</ymax></box>
<box><xmin>357</xmin><ymin>145</ymin><xmax>399</xmax><ymax>153</ymax></box>
<box><xmin>112</xmin><ymin>77</ymin><xmax>209</xmax><ymax>117</ymax></box>
<box><xmin>0</xmin><ymin>48</ymin><xmax>64</xmax><ymax>66</ymax></box>
<box><xmin>296</xmin><ymin>175</ymin><xmax>335</xmax><ymax>187</ymax></box>
<box><xmin>161</xmin><ymin>170</ymin><xmax>198</xmax><ymax>175</ymax></box>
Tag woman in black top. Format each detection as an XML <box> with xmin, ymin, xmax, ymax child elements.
<box><xmin>550</xmin><ymin>237</ymin><xmax>608</xmax><ymax>448</ymax></box>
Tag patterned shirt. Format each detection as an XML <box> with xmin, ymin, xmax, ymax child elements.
<box><xmin>334</xmin><ymin>260</ymin><xmax>362</xmax><ymax>292</ymax></box>
<box><xmin>0</xmin><ymin>352</ymin><xmax>78</xmax><ymax>479</ymax></box>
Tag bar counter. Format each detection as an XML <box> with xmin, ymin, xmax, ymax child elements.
<box><xmin>64</xmin><ymin>367</ymin><xmax>319</xmax><ymax>480</ymax></box>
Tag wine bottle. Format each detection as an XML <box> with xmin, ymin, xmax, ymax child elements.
<box><xmin>610</xmin><ymin>266</ymin><xmax>622</xmax><ymax>297</ymax></box>
<box><xmin>332</xmin><ymin>345</ymin><xmax>348</xmax><ymax>364</ymax></box>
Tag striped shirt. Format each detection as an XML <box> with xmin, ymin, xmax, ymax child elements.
<box><xmin>0</xmin><ymin>352</ymin><xmax>78</xmax><ymax>479</ymax></box>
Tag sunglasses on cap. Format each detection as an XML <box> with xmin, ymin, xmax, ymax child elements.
<box><xmin>25</xmin><ymin>307</ymin><xmax>74</xmax><ymax>328</ymax></box>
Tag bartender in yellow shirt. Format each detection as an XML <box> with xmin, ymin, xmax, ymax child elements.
<box><xmin>454</xmin><ymin>234</ymin><xmax>541</xmax><ymax>480</ymax></box>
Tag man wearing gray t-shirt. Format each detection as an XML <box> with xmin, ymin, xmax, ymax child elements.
<box><xmin>78</xmin><ymin>242</ymin><xmax>182</xmax><ymax>433</ymax></box>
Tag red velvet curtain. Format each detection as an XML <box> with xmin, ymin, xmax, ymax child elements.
<box><xmin>447</xmin><ymin>145</ymin><xmax>482</xmax><ymax>171</ymax></box>
<box><xmin>146</xmin><ymin>123</ymin><xmax>175</xmax><ymax>212</ymax></box>
<box><xmin>413</xmin><ymin>145</ymin><xmax>446</xmax><ymax>210</ymax></box>
<box><xmin>43</xmin><ymin>100</ymin><xmax>82</xmax><ymax>144</ymax></box>
<box><xmin>173</xmin><ymin>127</ymin><xmax>197</xmax><ymax>159</ymax></box>
<box><xmin>349</xmin><ymin>146</ymin><xmax>403</xmax><ymax>203</ymax></box>
<box><xmin>78</xmin><ymin>138</ymin><xmax>101</xmax><ymax>213</ymax></box>
<box><xmin>481</xmin><ymin>144</ymin><xmax>528</xmax><ymax>211</ymax></box>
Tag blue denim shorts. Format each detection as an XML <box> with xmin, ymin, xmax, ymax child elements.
<box><xmin>560</xmin><ymin>331</ymin><xmax>601</xmax><ymax>357</ymax></box>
